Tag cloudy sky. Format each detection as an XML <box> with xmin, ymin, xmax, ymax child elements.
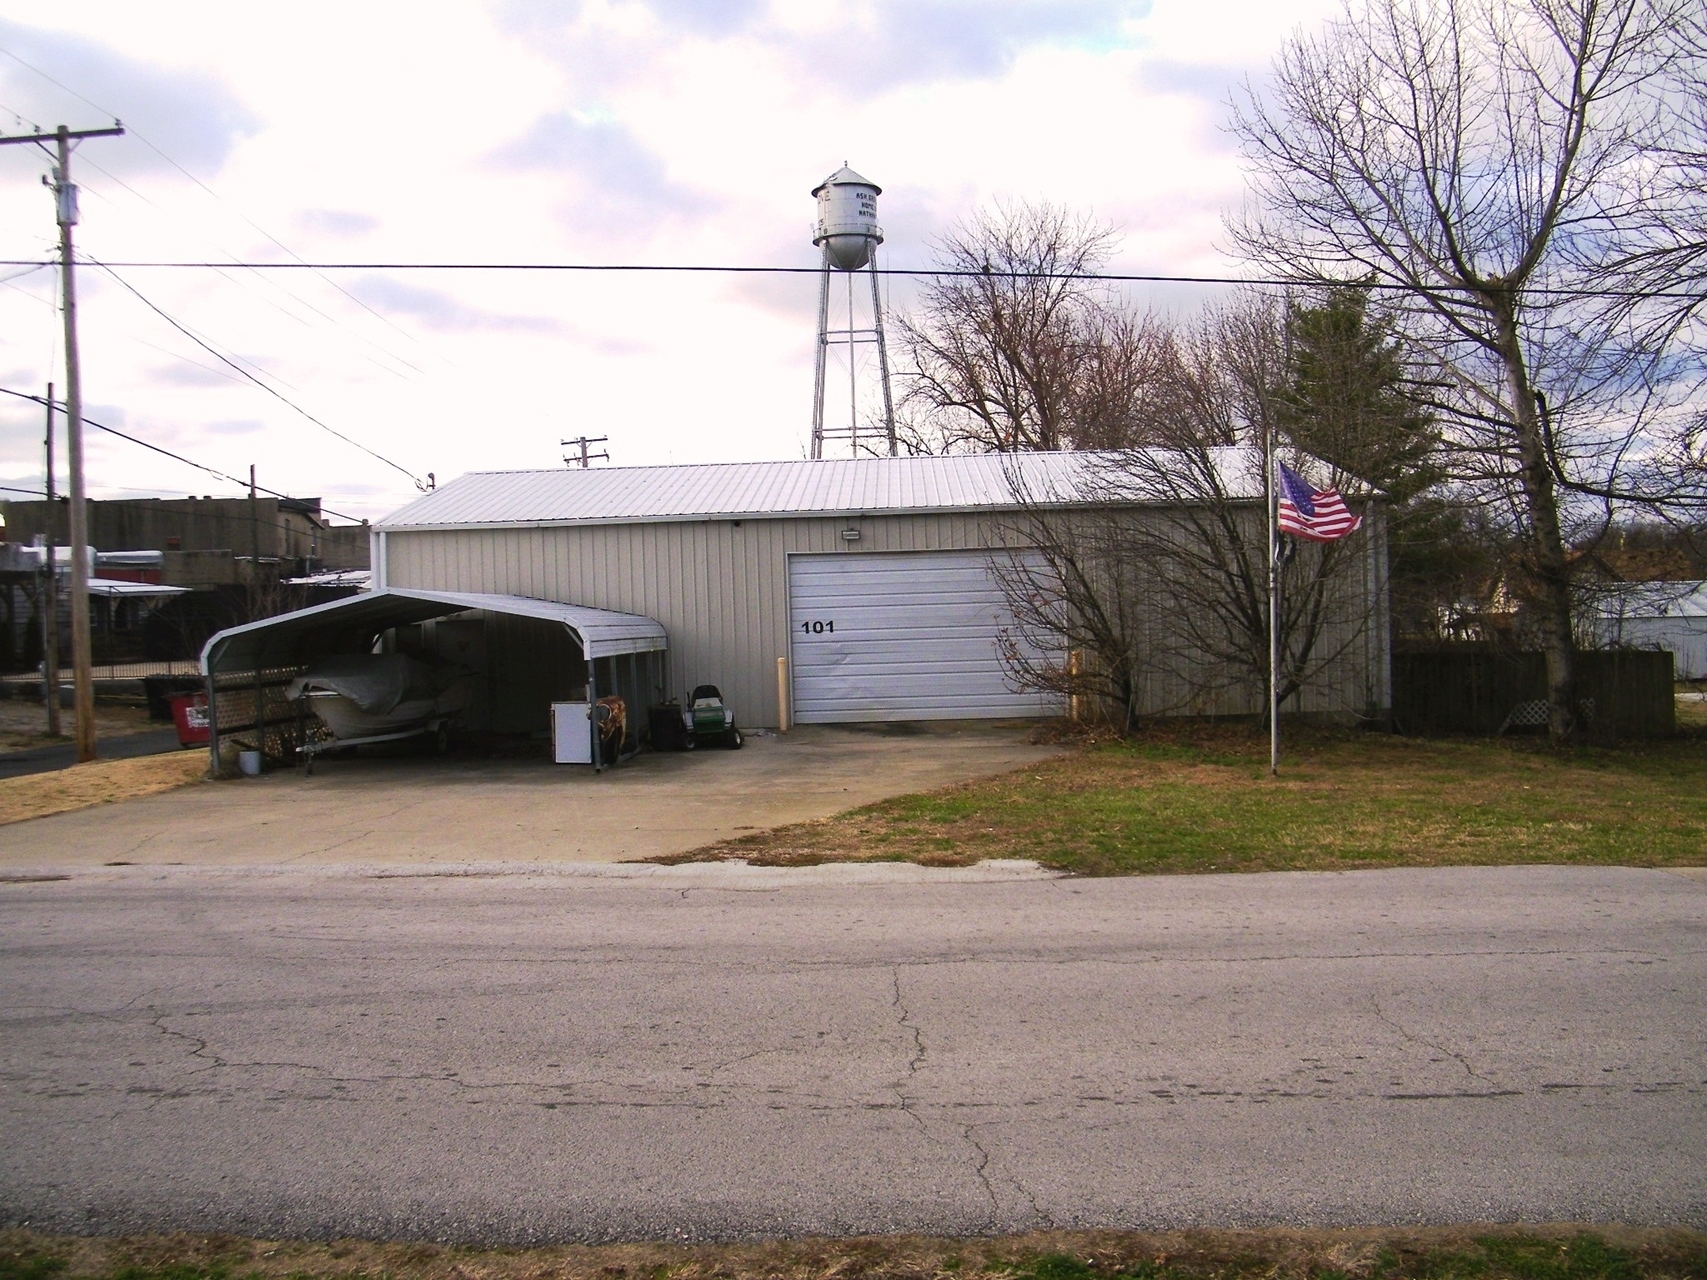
<box><xmin>0</xmin><ymin>0</ymin><xmax>1335</xmax><ymax>523</ymax></box>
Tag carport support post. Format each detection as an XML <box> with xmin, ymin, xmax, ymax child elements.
<box><xmin>587</xmin><ymin>658</ymin><xmax>602</xmax><ymax>773</ymax></box>
<box><xmin>206</xmin><ymin>673</ymin><xmax>219</xmax><ymax>776</ymax></box>
<box><xmin>625</xmin><ymin>651</ymin><xmax>637</xmax><ymax>752</ymax></box>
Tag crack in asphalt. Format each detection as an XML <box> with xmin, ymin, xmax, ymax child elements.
<box><xmin>960</xmin><ymin>1122</ymin><xmax>1000</xmax><ymax>1221</ymax></box>
<box><xmin>889</xmin><ymin>966</ymin><xmax>928</xmax><ymax>1133</ymax></box>
<box><xmin>347</xmin><ymin>946</ymin><xmax>1690</xmax><ymax>974</ymax></box>
<box><xmin>886</xmin><ymin>967</ymin><xmax>1014</xmax><ymax>1221</ymax></box>
<box><xmin>1370</xmin><ymin>997</ymin><xmax>1492</xmax><ymax>1084</ymax></box>
<box><xmin>142</xmin><ymin>1010</ymin><xmax>861</xmax><ymax>1107</ymax></box>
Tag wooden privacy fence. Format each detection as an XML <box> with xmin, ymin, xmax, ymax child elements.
<box><xmin>1393</xmin><ymin>647</ymin><xmax>1675</xmax><ymax>739</ymax></box>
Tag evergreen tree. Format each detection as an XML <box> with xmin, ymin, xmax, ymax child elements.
<box><xmin>1276</xmin><ymin>289</ymin><xmax>1485</xmax><ymax>641</ymax></box>
<box><xmin>1276</xmin><ymin>288</ymin><xmax>1436</xmax><ymax>500</ymax></box>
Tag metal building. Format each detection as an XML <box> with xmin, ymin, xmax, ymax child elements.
<box><xmin>1590</xmin><ymin>580</ymin><xmax>1707</xmax><ymax>679</ymax></box>
<box><xmin>370</xmin><ymin>450</ymin><xmax>1391</xmax><ymax>729</ymax></box>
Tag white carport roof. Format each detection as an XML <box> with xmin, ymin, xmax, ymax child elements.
<box><xmin>201</xmin><ymin>588</ymin><xmax>666</xmax><ymax>675</ymax></box>
<box><xmin>88</xmin><ymin>577</ymin><xmax>190</xmax><ymax>598</ymax></box>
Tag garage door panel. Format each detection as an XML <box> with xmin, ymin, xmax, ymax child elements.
<box><xmin>789</xmin><ymin>550</ymin><xmax>1062</xmax><ymax>723</ymax></box>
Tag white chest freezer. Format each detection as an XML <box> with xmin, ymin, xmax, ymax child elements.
<box><xmin>551</xmin><ymin>701</ymin><xmax>593</xmax><ymax>764</ymax></box>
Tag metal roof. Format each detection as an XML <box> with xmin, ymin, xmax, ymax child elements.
<box><xmin>88</xmin><ymin>577</ymin><xmax>189</xmax><ymax>598</ymax></box>
<box><xmin>376</xmin><ymin>449</ymin><xmax>1272</xmax><ymax>532</ymax></box>
<box><xmin>201</xmin><ymin>588</ymin><xmax>666</xmax><ymax>675</ymax></box>
<box><xmin>812</xmin><ymin>165</ymin><xmax>878</xmax><ymax>195</ymax></box>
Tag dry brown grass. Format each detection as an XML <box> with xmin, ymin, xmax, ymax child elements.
<box><xmin>0</xmin><ymin>752</ymin><xmax>207</xmax><ymax>827</ymax></box>
<box><xmin>4</xmin><ymin>1225</ymin><xmax>1705</xmax><ymax>1280</ymax></box>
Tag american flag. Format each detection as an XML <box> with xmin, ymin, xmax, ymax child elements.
<box><xmin>1276</xmin><ymin>460</ymin><xmax>1362</xmax><ymax>542</ymax></box>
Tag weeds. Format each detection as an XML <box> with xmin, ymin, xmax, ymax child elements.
<box><xmin>4</xmin><ymin>1229</ymin><xmax>1704</xmax><ymax>1280</ymax></box>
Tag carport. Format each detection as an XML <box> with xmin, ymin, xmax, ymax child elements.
<box><xmin>200</xmin><ymin>588</ymin><xmax>668</xmax><ymax>770</ymax></box>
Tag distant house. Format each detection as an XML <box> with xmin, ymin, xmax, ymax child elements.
<box><xmin>1591</xmin><ymin>581</ymin><xmax>1707</xmax><ymax>680</ymax></box>
<box><xmin>0</xmin><ymin>495</ymin><xmax>372</xmax><ymax>670</ymax></box>
<box><xmin>0</xmin><ymin>495</ymin><xmax>370</xmax><ymax>587</ymax></box>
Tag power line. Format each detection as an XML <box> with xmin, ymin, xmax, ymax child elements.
<box><xmin>67</xmin><ymin>154</ymin><xmax>434</xmax><ymax>383</ymax></box>
<box><xmin>66</xmin><ymin>154</ymin><xmax>431</xmax><ymax>383</ymax></box>
<box><xmin>87</xmin><ymin>260</ymin><xmax>427</xmax><ymax>488</ymax></box>
<box><xmin>0</xmin><ymin>42</ymin><xmax>437</xmax><ymax>365</ymax></box>
<box><xmin>95</xmin><ymin>259</ymin><xmax>313</xmax><ymax>391</ymax></box>
<box><xmin>0</xmin><ymin>385</ymin><xmax>370</xmax><ymax>524</ymax></box>
<box><xmin>0</xmin><ymin>261</ymin><xmax>48</xmax><ymax>286</ymax></box>
<box><xmin>0</xmin><ymin>258</ymin><xmax>1693</xmax><ymax>299</ymax></box>
<box><xmin>0</xmin><ymin>482</ymin><xmax>46</xmax><ymax>496</ymax></box>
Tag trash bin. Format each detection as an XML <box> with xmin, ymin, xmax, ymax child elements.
<box><xmin>648</xmin><ymin>702</ymin><xmax>690</xmax><ymax>751</ymax></box>
<box><xmin>167</xmin><ymin>692</ymin><xmax>211</xmax><ymax>747</ymax></box>
<box><xmin>144</xmin><ymin>674</ymin><xmax>204</xmax><ymax>720</ymax></box>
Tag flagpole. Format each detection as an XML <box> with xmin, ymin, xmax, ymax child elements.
<box><xmin>1268</xmin><ymin>422</ymin><xmax>1280</xmax><ymax>777</ymax></box>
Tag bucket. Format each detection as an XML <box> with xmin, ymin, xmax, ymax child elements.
<box><xmin>238</xmin><ymin>749</ymin><xmax>263</xmax><ymax>776</ymax></box>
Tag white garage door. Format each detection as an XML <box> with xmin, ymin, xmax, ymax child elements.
<box><xmin>788</xmin><ymin>550</ymin><xmax>1063</xmax><ymax>723</ymax></box>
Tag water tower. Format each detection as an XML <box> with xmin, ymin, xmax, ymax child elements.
<box><xmin>810</xmin><ymin>164</ymin><xmax>896</xmax><ymax>459</ymax></box>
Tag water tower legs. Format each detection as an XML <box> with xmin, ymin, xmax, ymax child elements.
<box><xmin>810</xmin><ymin>255</ymin><xmax>832</xmax><ymax>460</ymax></box>
<box><xmin>870</xmin><ymin>260</ymin><xmax>897</xmax><ymax>457</ymax></box>
<box><xmin>809</xmin><ymin>242</ymin><xmax>897</xmax><ymax>459</ymax></box>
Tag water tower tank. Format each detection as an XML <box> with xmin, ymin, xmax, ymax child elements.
<box><xmin>812</xmin><ymin>165</ymin><xmax>882</xmax><ymax>271</ymax></box>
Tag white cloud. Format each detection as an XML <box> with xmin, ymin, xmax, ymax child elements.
<box><xmin>0</xmin><ymin>0</ymin><xmax>1329</xmax><ymax>518</ymax></box>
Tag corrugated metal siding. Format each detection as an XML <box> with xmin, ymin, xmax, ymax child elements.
<box><xmin>789</xmin><ymin>550</ymin><xmax>1064</xmax><ymax>722</ymax></box>
<box><xmin>385</xmin><ymin>512</ymin><xmax>1007</xmax><ymax>727</ymax></box>
<box><xmin>383</xmin><ymin>506</ymin><xmax>1387</xmax><ymax>728</ymax></box>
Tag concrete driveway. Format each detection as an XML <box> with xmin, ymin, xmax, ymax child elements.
<box><xmin>0</xmin><ymin>723</ymin><xmax>1061</xmax><ymax>870</ymax></box>
<box><xmin>1</xmin><ymin>863</ymin><xmax>1700</xmax><ymax>1241</ymax></box>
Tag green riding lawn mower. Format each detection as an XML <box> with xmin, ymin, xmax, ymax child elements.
<box><xmin>647</xmin><ymin>684</ymin><xmax>743</xmax><ymax>751</ymax></box>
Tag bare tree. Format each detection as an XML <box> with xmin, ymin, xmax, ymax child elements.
<box><xmin>1604</xmin><ymin>8</ymin><xmax>1707</xmax><ymax>352</ymax></box>
<box><xmin>990</xmin><ymin>299</ymin><xmax>1378</xmax><ymax>728</ymax></box>
<box><xmin>989</xmin><ymin>493</ymin><xmax>1157</xmax><ymax>733</ymax></box>
<box><xmin>1230</xmin><ymin>0</ymin><xmax>1706</xmax><ymax>740</ymax></box>
<box><xmin>897</xmin><ymin>201</ymin><xmax>1167</xmax><ymax>453</ymax></box>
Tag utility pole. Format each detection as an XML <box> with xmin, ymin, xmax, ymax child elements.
<box><xmin>41</xmin><ymin>383</ymin><xmax>61</xmax><ymax>737</ymax></box>
<box><xmin>1</xmin><ymin>121</ymin><xmax>125</xmax><ymax>762</ymax></box>
<box><xmin>250</xmin><ymin>464</ymin><xmax>265</xmax><ymax>767</ymax></box>
<box><xmin>561</xmin><ymin>436</ymin><xmax>609</xmax><ymax>468</ymax></box>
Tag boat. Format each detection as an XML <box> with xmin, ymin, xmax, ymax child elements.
<box><xmin>287</xmin><ymin>654</ymin><xmax>473</xmax><ymax>752</ymax></box>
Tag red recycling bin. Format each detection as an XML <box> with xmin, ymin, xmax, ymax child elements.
<box><xmin>168</xmin><ymin>692</ymin><xmax>211</xmax><ymax>747</ymax></box>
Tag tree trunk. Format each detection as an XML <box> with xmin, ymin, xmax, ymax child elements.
<box><xmin>1492</xmin><ymin>297</ymin><xmax>1577</xmax><ymax>741</ymax></box>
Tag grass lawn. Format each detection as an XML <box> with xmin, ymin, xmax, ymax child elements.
<box><xmin>4</xmin><ymin>1227</ymin><xmax>1705</xmax><ymax>1280</ymax></box>
<box><xmin>656</xmin><ymin>724</ymin><xmax>1707</xmax><ymax>875</ymax></box>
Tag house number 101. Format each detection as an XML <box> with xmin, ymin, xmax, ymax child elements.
<box><xmin>801</xmin><ymin>620</ymin><xmax>835</xmax><ymax>634</ymax></box>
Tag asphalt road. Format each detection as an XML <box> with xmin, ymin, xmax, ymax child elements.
<box><xmin>2</xmin><ymin>862</ymin><xmax>1701</xmax><ymax>1243</ymax></box>
<box><xmin>0</xmin><ymin>728</ymin><xmax>184</xmax><ymax>780</ymax></box>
